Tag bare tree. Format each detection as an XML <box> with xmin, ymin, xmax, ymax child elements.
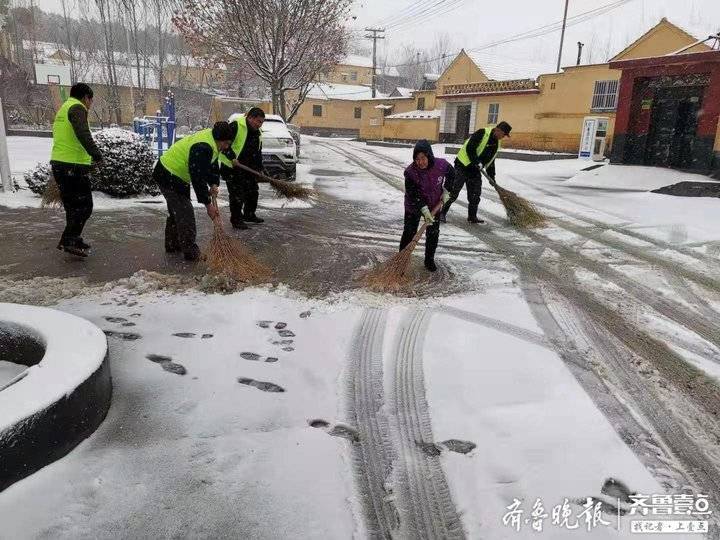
<box><xmin>174</xmin><ymin>0</ymin><xmax>351</xmax><ymax>120</ymax></box>
<box><xmin>428</xmin><ymin>32</ymin><xmax>454</xmax><ymax>75</ymax></box>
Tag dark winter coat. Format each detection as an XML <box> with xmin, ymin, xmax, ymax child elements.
<box><xmin>404</xmin><ymin>140</ymin><xmax>454</xmax><ymax>213</ymax></box>
<box><xmin>455</xmin><ymin>127</ymin><xmax>498</xmax><ymax>180</ymax></box>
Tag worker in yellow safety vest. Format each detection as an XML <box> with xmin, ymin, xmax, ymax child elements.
<box><xmin>50</xmin><ymin>83</ymin><xmax>104</xmax><ymax>257</ymax></box>
<box><xmin>441</xmin><ymin>120</ymin><xmax>512</xmax><ymax>224</ymax></box>
<box><xmin>153</xmin><ymin>122</ymin><xmax>234</xmax><ymax>261</ymax></box>
<box><xmin>219</xmin><ymin>107</ymin><xmax>266</xmax><ymax>229</ymax></box>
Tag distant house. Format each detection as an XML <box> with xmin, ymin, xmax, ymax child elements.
<box><xmin>433</xmin><ymin>17</ymin><xmax>715</xmax><ymax>161</ymax></box>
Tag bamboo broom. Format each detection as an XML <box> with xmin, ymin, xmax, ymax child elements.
<box><xmin>362</xmin><ymin>202</ymin><xmax>443</xmax><ymax>292</ymax></box>
<box><xmin>233</xmin><ymin>161</ymin><xmax>314</xmax><ymax>200</ymax></box>
<box><xmin>479</xmin><ymin>168</ymin><xmax>546</xmax><ymax>228</ymax></box>
<box><xmin>204</xmin><ymin>195</ymin><xmax>272</xmax><ymax>283</ymax></box>
<box><xmin>41</xmin><ymin>174</ymin><xmax>63</xmax><ymax>208</ymax></box>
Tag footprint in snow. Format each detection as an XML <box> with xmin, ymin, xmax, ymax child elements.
<box><xmin>104</xmin><ymin>316</ymin><xmax>127</xmax><ymax>323</ymax></box>
<box><xmin>308</xmin><ymin>419</ymin><xmax>330</xmax><ymax>428</ymax></box>
<box><xmin>257</xmin><ymin>321</ymin><xmax>272</xmax><ymax>329</ymax></box>
<box><xmin>240</xmin><ymin>352</ymin><xmax>279</xmax><ymax>363</ymax></box>
<box><xmin>328</xmin><ymin>423</ymin><xmax>359</xmax><ymax>443</ymax></box>
<box><xmin>237</xmin><ymin>377</ymin><xmax>285</xmax><ymax>393</ymax></box>
<box><xmin>146</xmin><ymin>354</ymin><xmax>187</xmax><ymax>375</ymax></box>
<box><xmin>300</xmin><ymin>311</ymin><xmax>311</xmax><ymax>319</ymax></box>
<box><xmin>104</xmin><ymin>330</ymin><xmax>142</xmax><ymax>341</ymax></box>
<box><xmin>201</xmin><ymin>334</ymin><xmax>213</xmax><ymax>339</ymax></box>
<box><xmin>278</xmin><ymin>330</ymin><xmax>295</xmax><ymax>338</ymax></box>
<box><xmin>274</xmin><ymin>322</ymin><xmax>287</xmax><ymax>329</ymax></box>
<box><xmin>416</xmin><ymin>439</ymin><xmax>476</xmax><ymax>456</ymax></box>
<box><xmin>173</xmin><ymin>332</ymin><xmax>196</xmax><ymax>338</ymax></box>
<box><xmin>122</xmin><ymin>322</ymin><xmax>136</xmax><ymax>327</ymax></box>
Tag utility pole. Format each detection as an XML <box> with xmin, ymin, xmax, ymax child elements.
<box><xmin>576</xmin><ymin>41</ymin><xmax>584</xmax><ymax>65</ymax></box>
<box><xmin>556</xmin><ymin>0</ymin><xmax>570</xmax><ymax>72</ymax></box>
<box><xmin>364</xmin><ymin>27</ymin><xmax>385</xmax><ymax>98</ymax></box>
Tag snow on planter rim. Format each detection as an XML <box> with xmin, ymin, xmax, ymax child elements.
<box><xmin>0</xmin><ymin>303</ymin><xmax>107</xmax><ymax>431</ymax></box>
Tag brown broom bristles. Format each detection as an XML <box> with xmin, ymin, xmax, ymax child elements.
<box><xmin>234</xmin><ymin>161</ymin><xmax>314</xmax><ymax>201</ymax></box>
<box><xmin>493</xmin><ymin>184</ymin><xmax>547</xmax><ymax>228</ymax></box>
<box><xmin>41</xmin><ymin>174</ymin><xmax>63</xmax><ymax>208</ymax></box>
<box><xmin>204</xmin><ymin>199</ymin><xmax>272</xmax><ymax>283</ymax></box>
<box><xmin>361</xmin><ymin>203</ymin><xmax>442</xmax><ymax>292</ymax></box>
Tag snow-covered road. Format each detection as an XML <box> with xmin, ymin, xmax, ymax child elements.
<box><xmin>1</xmin><ymin>136</ymin><xmax>719</xmax><ymax>538</ymax></box>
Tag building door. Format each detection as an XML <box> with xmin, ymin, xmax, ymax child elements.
<box><xmin>455</xmin><ymin>104</ymin><xmax>471</xmax><ymax>143</ymax></box>
<box><xmin>645</xmin><ymin>86</ymin><xmax>703</xmax><ymax>168</ymax></box>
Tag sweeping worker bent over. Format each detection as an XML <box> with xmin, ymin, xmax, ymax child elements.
<box><xmin>442</xmin><ymin>121</ymin><xmax>511</xmax><ymax>224</ymax></box>
<box><xmin>219</xmin><ymin>108</ymin><xmax>266</xmax><ymax>229</ymax></box>
<box><xmin>50</xmin><ymin>83</ymin><xmax>104</xmax><ymax>257</ymax></box>
<box><xmin>400</xmin><ymin>140</ymin><xmax>455</xmax><ymax>272</ymax></box>
<box><xmin>153</xmin><ymin>122</ymin><xmax>233</xmax><ymax>260</ymax></box>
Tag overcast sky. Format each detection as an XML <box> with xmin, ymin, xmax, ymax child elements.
<box><xmin>27</xmin><ymin>0</ymin><xmax>720</xmax><ymax>70</ymax></box>
<box><xmin>349</xmin><ymin>0</ymin><xmax>720</xmax><ymax>69</ymax></box>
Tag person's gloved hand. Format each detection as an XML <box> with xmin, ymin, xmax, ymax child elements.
<box><xmin>420</xmin><ymin>206</ymin><xmax>435</xmax><ymax>225</ymax></box>
<box><xmin>442</xmin><ymin>189</ymin><xmax>451</xmax><ymax>204</ymax></box>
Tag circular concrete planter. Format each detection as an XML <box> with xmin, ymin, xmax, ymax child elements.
<box><xmin>0</xmin><ymin>303</ymin><xmax>111</xmax><ymax>492</ymax></box>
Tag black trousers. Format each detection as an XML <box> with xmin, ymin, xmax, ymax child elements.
<box><xmin>51</xmin><ymin>162</ymin><xmax>93</xmax><ymax>247</ymax></box>
<box><xmin>153</xmin><ymin>163</ymin><xmax>199</xmax><ymax>257</ymax></box>
<box><xmin>399</xmin><ymin>210</ymin><xmax>440</xmax><ymax>263</ymax></box>
<box><xmin>444</xmin><ymin>165</ymin><xmax>482</xmax><ymax>219</ymax></box>
<box><xmin>221</xmin><ymin>165</ymin><xmax>259</xmax><ymax>225</ymax></box>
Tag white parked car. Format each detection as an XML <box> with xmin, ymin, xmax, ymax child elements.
<box><xmin>229</xmin><ymin>113</ymin><xmax>298</xmax><ymax>180</ymax></box>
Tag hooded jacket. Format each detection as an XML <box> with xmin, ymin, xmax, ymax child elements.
<box><xmin>403</xmin><ymin>140</ymin><xmax>454</xmax><ymax>213</ymax></box>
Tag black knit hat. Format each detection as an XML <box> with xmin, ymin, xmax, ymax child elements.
<box><xmin>212</xmin><ymin>121</ymin><xmax>234</xmax><ymax>141</ymax></box>
<box><xmin>70</xmin><ymin>83</ymin><xmax>94</xmax><ymax>100</ymax></box>
<box><xmin>496</xmin><ymin>121</ymin><xmax>512</xmax><ymax>137</ymax></box>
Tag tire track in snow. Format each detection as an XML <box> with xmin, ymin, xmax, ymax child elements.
<box><xmin>326</xmin><ymin>141</ymin><xmax>720</xmax><ymax>506</ymax></box>
<box><xmin>347</xmin><ymin>308</ymin><xmax>399</xmax><ymax>538</ymax></box>
<box><xmin>334</xmin><ymin>142</ymin><xmax>720</xmax><ymax>355</ymax></box>
<box><xmin>390</xmin><ymin>309</ymin><xmax>466</xmax><ymax>539</ymax></box>
<box><xmin>351</xmin><ymin>142</ymin><xmax>720</xmax><ymax>279</ymax></box>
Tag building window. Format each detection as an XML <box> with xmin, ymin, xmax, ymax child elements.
<box><xmin>383</xmin><ymin>107</ymin><xmax>392</xmax><ymax>117</ymax></box>
<box><xmin>313</xmin><ymin>105</ymin><xmax>322</xmax><ymax>117</ymax></box>
<box><xmin>354</xmin><ymin>107</ymin><xmax>362</xmax><ymax>119</ymax></box>
<box><xmin>351</xmin><ymin>71</ymin><xmax>357</xmax><ymax>81</ymax></box>
<box><xmin>591</xmin><ymin>80</ymin><xmax>619</xmax><ymax>111</ymax></box>
<box><xmin>487</xmin><ymin>103</ymin><xmax>500</xmax><ymax>124</ymax></box>
<box><xmin>417</xmin><ymin>97</ymin><xmax>426</xmax><ymax>111</ymax></box>
<box><xmin>550</xmin><ymin>82</ymin><xmax>556</xmax><ymax>90</ymax></box>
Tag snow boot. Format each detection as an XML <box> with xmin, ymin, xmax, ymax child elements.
<box><xmin>424</xmin><ymin>259</ymin><xmax>438</xmax><ymax>272</ymax></box>
<box><xmin>245</xmin><ymin>214</ymin><xmax>264</xmax><ymax>224</ymax></box>
<box><xmin>467</xmin><ymin>215</ymin><xmax>485</xmax><ymax>224</ymax></box>
<box><xmin>232</xmin><ymin>220</ymin><xmax>249</xmax><ymax>230</ymax></box>
<box><xmin>77</xmin><ymin>238</ymin><xmax>91</xmax><ymax>250</ymax></box>
<box><xmin>57</xmin><ymin>241</ymin><xmax>89</xmax><ymax>257</ymax></box>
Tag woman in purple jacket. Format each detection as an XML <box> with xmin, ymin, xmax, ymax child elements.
<box><xmin>400</xmin><ymin>140</ymin><xmax>455</xmax><ymax>272</ymax></box>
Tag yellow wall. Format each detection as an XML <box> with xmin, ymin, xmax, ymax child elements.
<box><xmin>90</xmin><ymin>85</ymin><xmax>162</xmax><ymax>125</ymax></box>
<box><xmin>293</xmin><ymin>98</ymin><xmax>364</xmax><ymax>131</ymax></box>
<box><xmin>321</xmin><ymin>63</ymin><xmax>374</xmax><ymax>85</ymax></box>
<box><xmin>436</xmin><ymin>51</ymin><xmax>487</xmax><ymax>92</ymax></box>
<box><xmin>414</xmin><ymin>90</ymin><xmax>437</xmax><ymax>110</ymax></box>
<box><xmin>612</xmin><ymin>19</ymin><xmax>710</xmax><ymax>61</ymax></box>
<box><xmin>383</xmin><ymin>118</ymin><xmax>440</xmax><ymax>142</ymax></box>
<box><xmin>715</xmin><ymin>121</ymin><xmax>720</xmax><ymax>152</ymax></box>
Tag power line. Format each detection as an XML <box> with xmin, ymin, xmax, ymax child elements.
<box><xmin>371</xmin><ymin>0</ymin><xmax>449</xmax><ymax>28</ymax></box>
<box><xmin>384</xmin><ymin>0</ymin><xmax>636</xmax><ymax>69</ymax></box>
<box><xmin>384</xmin><ymin>0</ymin><xmax>468</xmax><ymax>32</ymax></box>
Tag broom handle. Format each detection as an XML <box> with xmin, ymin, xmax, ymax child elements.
<box><xmin>478</xmin><ymin>166</ymin><xmax>498</xmax><ymax>188</ymax></box>
<box><xmin>211</xmin><ymin>194</ymin><xmax>223</xmax><ymax>228</ymax></box>
<box><xmin>233</xmin><ymin>161</ymin><xmax>276</xmax><ymax>184</ymax></box>
<box><xmin>410</xmin><ymin>202</ymin><xmax>444</xmax><ymax>243</ymax></box>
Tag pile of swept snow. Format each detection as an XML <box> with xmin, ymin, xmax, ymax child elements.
<box><xmin>23</xmin><ymin>128</ymin><xmax>158</xmax><ymax>197</ymax></box>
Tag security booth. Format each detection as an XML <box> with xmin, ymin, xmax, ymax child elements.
<box><xmin>609</xmin><ymin>46</ymin><xmax>720</xmax><ymax>174</ymax></box>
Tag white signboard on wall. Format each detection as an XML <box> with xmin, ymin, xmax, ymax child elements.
<box><xmin>579</xmin><ymin>117</ymin><xmax>597</xmax><ymax>159</ymax></box>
